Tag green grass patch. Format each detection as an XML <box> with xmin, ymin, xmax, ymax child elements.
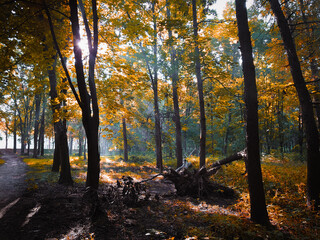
<box><xmin>23</xmin><ymin>158</ymin><xmax>59</xmax><ymax>184</ymax></box>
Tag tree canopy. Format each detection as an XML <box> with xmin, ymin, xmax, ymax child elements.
<box><xmin>1</xmin><ymin>0</ymin><xmax>320</xmax><ymax>226</ymax></box>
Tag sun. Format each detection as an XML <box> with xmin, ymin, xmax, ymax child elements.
<box><xmin>77</xmin><ymin>39</ymin><xmax>88</xmax><ymax>52</ymax></box>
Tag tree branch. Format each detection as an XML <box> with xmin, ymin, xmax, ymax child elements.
<box><xmin>43</xmin><ymin>1</ymin><xmax>82</xmax><ymax>108</ymax></box>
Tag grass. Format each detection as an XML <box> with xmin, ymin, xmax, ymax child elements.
<box><xmin>22</xmin><ymin>153</ymin><xmax>320</xmax><ymax>239</ymax></box>
<box><xmin>0</xmin><ymin>159</ymin><xmax>5</xmax><ymax>165</ymax></box>
<box><xmin>213</xmin><ymin>155</ymin><xmax>320</xmax><ymax>239</ymax></box>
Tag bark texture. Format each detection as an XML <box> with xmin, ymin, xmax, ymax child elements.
<box><xmin>122</xmin><ymin>117</ymin><xmax>129</xmax><ymax>162</ymax></box>
<box><xmin>69</xmin><ymin>0</ymin><xmax>100</xmax><ymax>189</ymax></box>
<box><xmin>151</xmin><ymin>1</ymin><xmax>163</xmax><ymax>172</ymax></box>
<box><xmin>33</xmin><ymin>93</ymin><xmax>41</xmax><ymax>158</ymax></box>
<box><xmin>48</xmin><ymin>62</ymin><xmax>73</xmax><ymax>185</ymax></box>
<box><xmin>236</xmin><ymin>0</ymin><xmax>270</xmax><ymax>225</ymax></box>
<box><xmin>167</xmin><ymin>2</ymin><xmax>183</xmax><ymax>168</ymax></box>
<box><xmin>192</xmin><ymin>0</ymin><xmax>206</xmax><ymax>168</ymax></box>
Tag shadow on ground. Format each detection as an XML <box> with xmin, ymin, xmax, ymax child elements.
<box><xmin>0</xmin><ymin>177</ymin><xmax>241</xmax><ymax>240</ymax></box>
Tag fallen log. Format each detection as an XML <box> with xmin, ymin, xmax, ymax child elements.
<box><xmin>162</xmin><ymin>149</ymin><xmax>247</xmax><ymax>198</ymax></box>
<box><xmin>210</xmin><ymin>148</ymin><xmax>247</xmax><ymax>168</ymax></box>
<box><xmin>206</xmin><ymin>148</ymin><xmax>247</xmax><ymax>176</ymax></box>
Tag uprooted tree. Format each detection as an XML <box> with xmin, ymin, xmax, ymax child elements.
<box><xmin>153</xmin><ymin>149</ymin><xmax>247</xmax><ymax>199</ymax></box>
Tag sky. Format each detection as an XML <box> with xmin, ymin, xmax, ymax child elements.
<box><xmin>213</xmin><ymin>0</ymin><xmax>254</xmax><ymax>18</ymax></box>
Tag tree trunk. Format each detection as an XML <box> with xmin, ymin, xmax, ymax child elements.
<box><xmin>5</xmin><ymin>120</ymin><xmax>9</xmax><ymax>150</ymax></box>
<box><xmin>48</xmin><ymin>61</ymin><xmax>61</xmax><ymax>172</ymax></box>
<box><xmin>38</xmin><ymin>95</ymin><xmax>47</xmax><ymax>156</ymax></box>
<box><xmin>13</xmin><ymin>109</ymin><xmax>17</xmax><ymax>154</ymax></box>
<box><xmin>298</xmin><ymin>0</ymin><xmax>320</xmax><ymax>130</ymax></box>
<box><xmin>151</xmin><ymin>1</ymin><xmax>163</xmax><ymax>172</ymax></box>
<box><xmin>122</xmin><ymin>117</ymin><xmax>128</xmax><ymax>162</ymax></box>
<box><xmin>58</xmin><ymin>118</ymin><xmax>73</xmax><ymax>185</ymax></box>
<box><xmin>277</xmin><ymin>90</ymin><xmax>284</xmax><ymax>158</ymax></box>
<box><xmin>236</xmin><ymin>0</ymin><xmax>270</xmax><ymax>226</ymax></box>
<box><xmin>26</xmin><ymin>99</ymin><xmax>34</xmax><ymax>156</ymax></box>
<box><xmin>33</xmin><ymin>93</ymin><xmax>41</xmax><ymax>158</ymax></box>
<box><xmin>5</xmin><ymin>128</ymin><xmax>8</xmax><ymax>149</ymax></box>
<box><xmin>44</xmin><ymin>0</ymin><xmax>100</xmax><ymax>189</ymax></box>
<box><xmin>269</xmin><ymin>0</ymin><xmax>320</xmax><ymax>209</ymax></box>
<box><xmin>69</xmin><ymin>135</ymin><xmax>74</xmax><ymax>156</ymax></box>
<box><xmin>48</xmin><ymin>61</ymin><xmax>73</xmax><ymax>185</ymax></box>
<box><xmin>84</xmin><ymin>136</ymin><xmax>87</xmax><ymax>161</ymax></box>
<box><xmin>18</xmin><ymin>111</ymin><xmax>26</xmax><ymax>155</ymax></box>
<box><xmin>79</xmin><ymin>127</ymin><xmax>83</xmax><ymax>157</ymax></box>
<box><xmin>167</xmin><ymin>2</ymin><xmax>183</xmax><ymax>168</ymax></box>
<box><xmin>192</xmin><ymin>0</ymin><xmax>206</xmax><ymax>168</ymax></box>
<box><xmin>298</xmin><ymin>108</ymin><xmax>304</xmax><ymax>157</ymax></box>
<box><xmin>69</xmin><ymin>0</ymin><xmax>100</xmax><ymax>189</ymax></box>
<box><xmin>59</xmin><ymin>78</ymin><xmax>73</xmax><ymax>185</ymax></box>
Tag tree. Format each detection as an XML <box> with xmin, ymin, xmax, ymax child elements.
<box><xmin>68</xmin><ymin>0</ymin><xmax>100</xmax><ymax>189</ymax></box>
<box><xmin>45</xmin><ymin>0</ymin><xmax>101</xmax><ymax>189</ymax></box>
<box><xmin>166</xmin><ymin>0</ymin><xmax>183</xmax><ymax>168</ymax></box>
<box><xmin>192</xmin><ymin>0</ymin><xmax>206</xmax><ymax>168</ymax></box>
<box><xmin>33</xmin><ymin>92</ymin><xmax>41</xmax><ymax>158</ymax></box>
<box><xmin>38</xmin><ymin>93</ymin><xmax>47</xmax><ymax>156</ymax></box>
<box><xmin>48</xmin><ymin>57</ymin><xmax>73</xmax><ymax>185</ymax></box>
<box><xmin>235</xmin><ymin>0</ymin><xmax>270</xmax><ymax>225</ymax></box>
<box><xmin>268</xmin><ymin>0</ymin><xmax>320</xmax><ymax>209</ymax></box>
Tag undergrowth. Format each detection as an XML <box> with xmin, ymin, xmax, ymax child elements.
<box><xmin>22</xmin><ymin>153</ymin><xmax>320</xmax><ymax>239</ymax></box>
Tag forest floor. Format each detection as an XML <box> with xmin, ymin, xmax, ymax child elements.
<box><xmin>0</xmin><ymin>151</ymin><xmax>319</xmax><ymax>239</ymax></box>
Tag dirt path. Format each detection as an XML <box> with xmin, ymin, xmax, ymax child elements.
<box><xmin>0</xmin><ymin>150</ymin><xmax>28</xmax><ymax>208</ymax></box>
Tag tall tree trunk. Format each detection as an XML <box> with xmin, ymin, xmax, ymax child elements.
<box><xmin>18</xmin><ymin>110</ymin><xmax>26</xmax><ymax>155</ymax></box>
<box><xmin>269</xmin><ymin>0</ymin><xmax>320</xmax><ymax>209</ymax></box>
<box><xmin>79</xmin><ymin>127</ymin><xmax>83</xmax><ymax>157</ymax></box>
<box><xmin>58</xmin><ymin>117</ymin><xmax>73</xmax><ymax>185</ymax></box>
<box><xmin>235</xmin><ymin>0</ymin><xmax>270</xmax><ymax>225</ymax></box>
<box><xmin>153</xmin><ymin>61</ymin><xmax>163</xmax><ymax>172</ymax></box>
<box><xmin>192</xmin><ymin>0</ymin><xmax>206</xmax><ymax>168</ymax></box>
<box><xmin>59</xmin><ymin>78</ymin><xmax>73</xmax><ymax>185</ymax></box>
<box><xmin>151</xmin><ymin>1</ymin><xmax>163</xmax><ymax>172</ymax></box>
<box><xmin>13</xmin><ymin>109</ymin><xmax>17</xmax><ymax>154</ymax></box>
<box><xmin>48</xmin><ymin>61</ymin><xmax>73</xmax><ymax>184</ymax></box>
<box><xmin>5</xmin><ymin>128</ymin><xmax>8</xmax><ymax>149</ymax></box>
<box><xmin>69</xmin><ymin>135</ymin><xmax>73</xmax><ymax>156</ymax></box>
<box><xmin>167</xmin><ymin>2</ymin><xmax>183</xmax><ymax>168</ymax></box>
<box><xmin>69</xmin><ymin>0</ymin><xmax>100</xmax><ymax>189</ymax></box>
<box><xmin>49</xmin><ymin>60</ymin><xmax>61</xmax><ymax>172</ymax></box>
<box><xmin>33</xmin><ymin>93</ymin><xmax>41</xmax><ymax>158</ymax></box>
<box><xmin>298</xmin><ymin>0</ymin><xmax>320</xmax><ymax>130</ymax></box>
<box><xmin>45</xmin><ymin>0</ymin><xmax>100</xmax><ymax>189</ymax></box>
<box><xmin>298</xmin><ymin>109</ymin><xmax>304</xmax><ymax>157</ymax></box>
<box><xmin>5</xmin><ymin>120</ymin><xmax>9</xmax><ymax>150</ymax></box>
<box><xmin>277</xmin><ymin>90</ymin><xmax>284</xmax><ymax>158</ymax></box>
<box><xmin>26</xmin><ymin>99</ymin><xmax>34</xmax><ymax>156</ymax></box>
<box><xmin>38</xmin><ymin>94</ymin><xmax>47</xmax><ymax>156</ymax></box>
<box><xmin>84</xmin><ymin>136</ymin><xmax>87</xmax><ymax>161</ymax></box>
<box><xmin>122</xmin><ymin>117</ymin><xmax>129</xmax><ymax>162</ymax></box>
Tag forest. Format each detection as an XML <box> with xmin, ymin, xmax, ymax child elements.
<box><xmin>0</xmin><ymin>0</ymin><xmax>320</xmax><ymax>239</ymax></box>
